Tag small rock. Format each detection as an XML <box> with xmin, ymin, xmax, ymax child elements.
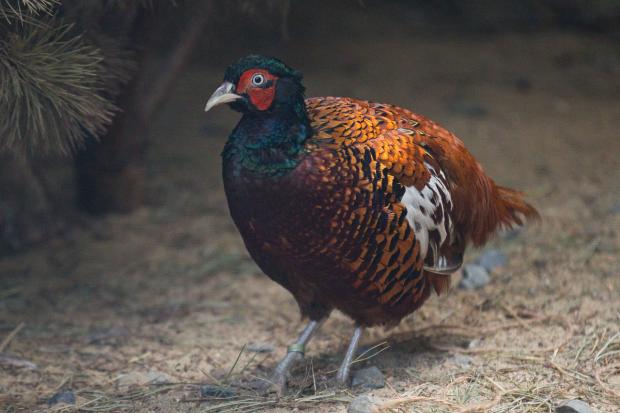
<box><xmin>348</xmin><ymin>395</ymin><xmax>379</xmax><ymax>413</ymax></box>
<box><xmin>246</xmin><ymin>343</ymin><xmax>274</xmax><ymax>353</ymax></box>
<box><xmin>145</xmin><ymin>371</ymin><xmax>171</xmax><ymax>384</ymax></box>
<box><xmin>117</xmin><ymin>370</ymin><xmax>171</xmax><ymax>387</ymax></box>
<box><xmin>351</xmin><ymin>366</ymin><xmax>385</xmax><ymax>389</ymax></box>
<box><xmin>514</xmin><ymin>76</ymin><xmax>532</xmax><ymax>92</ymax></box>
<box><xmin>502</xmin><ymin>228</ymin><xmax>522</xmax><ymax>240</ymax></box>
<box><xmin>87</xmin><ymin>327</ymin><xmax>129</xmax><ymax>345</ymax></box>
<box><xmin>200</xmin><ymin>384</ymin><xmax>236</xmax><ymax>398</ymax></box>
<box><xmin>556</xmin><ymin>399</ymin><xmax>594</xmax><ymax>413</ymax></box>
<box><xmin>480</xmin><ymin>298</ymin><xmax>493</xmax><ymax>311</ymax></box>
<box><xmin>447</xmin><ymin>97</ymin><xmax>488</xmax><ymax>117</ymax></box>
<box><xmin>476</xmin><ymin>249</ymin><xmax>507</xmax><ymax>273</ymax></box>
<box><xmin>610</xmin><ymin>203</ymin><xmax>620</xmax><ymax>214</ymax></box>
<box><xmin>393</xmin><ymin>381</ymin><xmax>407</xmax><ymax>392</ymax></box>
<box><xmin>48</xmin><ymin>390</ymin><xmax>75</xmax><ymax>406</ymax></box>
<box><xmin>458</xmin><ymin>264</ymin><xmax>490</xmax><ymax>290</ymax></box>
<box><xmin>447</xmin><ymin>354</ymin><xmax>473</xmax><ymax>369</ymax></box>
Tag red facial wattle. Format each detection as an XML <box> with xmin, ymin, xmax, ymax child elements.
<box><xmin>236</xmin><ymin>69</ymin><xmax>277</xmax><ymax>111</ymax></box>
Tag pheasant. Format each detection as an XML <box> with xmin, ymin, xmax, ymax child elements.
<box><xmin>205</xmin><ymin>55</ymin><xmax>538</xmax><ymax>393</ymax></box>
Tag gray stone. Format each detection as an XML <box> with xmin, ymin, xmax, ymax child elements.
<box><xmin>87</xmin><ymin>327</ymin><xmax>129</xmax><ymax>345</ymax></box>
<box><xmin>476</xmin><ymin>249</ymin><xmax>507</xmax><ymax>273</ymax></box>
<box><xmin>348</xmin><ymin>395</ymin><xmax>378</xmax><ymax>413</ymax></box>
<box><xmin>458</xmin><ymin>264</ymin><xmax>491</xmax><ymax>290</ymax></box>
<box><xmin>144</xmin><ymin>371</ymin><xmax>172</xmax><ymax>385</ymax></box>
<box><xmin>246</xmin><ymin>343</ymin><xmax>274</xmax><ymax>353</ymax></box>
<box><xmin>48</xmin><ymin>390</ymin><xmax>75</xmax><ymax>406</ymax></box>
<box><xmin>503</xmin><ymin>228</ymin><xmax>522</xmax><ymax>240</ymax></box>
<box><xmin>447</xmin><ymin>354</ymin><xmax>473</xmax><ymax>369</ymax></box>
<box><xmin>200</xmin><ymin>384</ymin><xmax>236</xmax><ymax>398</ymax></box>
<box><xmin>447</xmin><ymin>97</ymin><xmax>488</xmax><ymax>117</ymax></box>
<box><xmin>351</xmin><ymin>366</ymin><xmax>385</xmax><ymax>389</ymax></box>
<box><xmin>556</xmin><ymin>400</ymin><xmax>595</xmax><ymax>413</ymax></box>
<box><xmin>514</xmin><ymin>76</ymin><xmax>532</xmax><ymax>92</ymax></box>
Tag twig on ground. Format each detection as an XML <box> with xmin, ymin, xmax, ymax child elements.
<box><xmin>373</xmin><ymin>395</ymin><xmax>460</xmax><ymax>412</ymax></box>
<box><xmin>595</xmin><ymin>363</ymin><xmax>620</xmax><ymax>401</ymax></box>
<box><xmin>0</xmin><ymin>352</ymin><xmax>37</xmax><ymax>369</ymax></box>
<box><xmin>324</xmin><ymin>341</ymin><xmax>390</xmax><ymax>375</ymax></box>
<box><xmin>310</xmin><ymin>359</ymin><xmax>317</xmax><ymax>395</ymax></box>
<box><xmin>0</xmin><ymin>322</ymin><xmax>25</xmax><ymax>352</ymax></box>
<box><xmin>351</xmin><ymin>341</ymin><xmax>390</xmax><ymax>365</ymax></box>
<box><xmin>52</xmin><ymin>374</ymin><xmax>74</xmax><ymax>393</ymax></box>
<box><xmin>499</xmin><ymin>303</ymin><xmax>534</xmax><ymax>332</ymax></box>
<box><xmin>225</xmin><ymin>344</ymin><xmax>246</xmax><ymax>383</ymax></box>
<box><xmin>458</xmin><ymin>392</ymin><xmax>503</xmax><ymax>413</ymax></box>
<box><xmin>594</xmin><ymin>331</ymin><xmax>620</xmax><ymax>363</ymax></box>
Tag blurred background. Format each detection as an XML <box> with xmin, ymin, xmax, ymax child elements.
<box><xmin>1</xmin><ymin>1</ymin><xmax>619</xmax><ymax>412</ymax></box>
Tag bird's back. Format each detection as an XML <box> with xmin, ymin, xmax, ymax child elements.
<box><xmin>306</xmin><ymin>96</ymin><xmax>538</xmax><ymax>248</ymax></box>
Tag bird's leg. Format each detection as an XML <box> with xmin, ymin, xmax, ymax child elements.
<box><xmin>263</xmin><ymin>319</ymin><xmax>325</xmax><ymax>395</ymax></box>
<box><xmin>336</xmin><ymin>326</ymin><xmax>364</xmax><ymax>387</ymax></box>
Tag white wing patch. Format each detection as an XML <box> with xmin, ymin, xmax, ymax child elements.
<box><xmin>401</xmin><ymin>163</ymin><xmax>453</xmax><ymax>262</ymax></box>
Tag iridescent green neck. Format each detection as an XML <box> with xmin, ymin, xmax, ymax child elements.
<box><xmin>222</xmin><ymin>98</ymin><xmax>311</xmax><ymax>177</ymax></box>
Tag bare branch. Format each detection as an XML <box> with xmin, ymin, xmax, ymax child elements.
<box><xmin>140</xmin><ymin>2</ymin><xmax>211</xmax><ymax>118</ymax></box>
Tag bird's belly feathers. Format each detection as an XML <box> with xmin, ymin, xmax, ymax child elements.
<box><xmin>222</xmin><ymin>152</ymin><xmax>434</xmax><ymax>326</ymax></box>
<box><xmin>223</xmin><ymin>159</ymin><xmax>337</xmax><ymax>270</ymax></box>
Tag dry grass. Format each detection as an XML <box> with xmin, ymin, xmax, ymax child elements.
<box><xmin>10</xmin><ymin>308</ymin><xmax>617</xmax><ymax>412</ymax></box>
<box><xmin>1</xmin><ymin>22</ymin><xmax>620</xmax><ymax>413</ymax></box>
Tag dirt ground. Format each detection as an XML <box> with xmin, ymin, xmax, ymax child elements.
<box><xmin>1</xmin><ymin>13</ymin><xmax>620</xmax><ymax>413</ymax></box>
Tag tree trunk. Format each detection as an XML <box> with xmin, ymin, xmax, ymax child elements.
<box><xmin>74</xmin><ymin>83</ymin><xmax>148</xmax><ymax>214</ymax></box>
<box><xmin>0</xmin><ymin>155</ymin><xmax>57</xmax><ymax>253</ymax></box>
<box><xmin>74</xmin><ymin>6</ymin><xmax>210</xmax><ymax>215</ymax></box>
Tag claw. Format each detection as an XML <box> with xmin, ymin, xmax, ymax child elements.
<box><xmin>335</xmin><ymin>375</ymin><xmax>351</xmax><ymax>390</ymax></box>
<box><xmin>254</xmin><ymin>374</ymin><xmax>287</xmax><ymax>397</ymax></box>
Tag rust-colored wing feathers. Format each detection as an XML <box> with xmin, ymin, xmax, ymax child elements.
<box><xmin>307</xmin><ymin>96</ymin><xmax>538</xmax><ymax>245</ymax></box>
<box><xmin>305</xmin><ymin>97</ymin><xmax>537</xmax><ymax>309</ymax></box>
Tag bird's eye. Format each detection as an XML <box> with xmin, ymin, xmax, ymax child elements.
<box><xmin>251</xmin><ymin>73</ymin><xmax>265</xmax><ymax>86</ymax></box>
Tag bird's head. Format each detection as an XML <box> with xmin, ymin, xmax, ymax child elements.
<box><xmin>205</xmin><ymin>55</ymin><xmax>305</xmax><ymax>115</ymax></box>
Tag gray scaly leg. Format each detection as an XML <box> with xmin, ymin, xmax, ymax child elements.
<box><xmin>336</xmin><ymin>326</ymin><xmax>363</xmax><ymax>386</ymax></box>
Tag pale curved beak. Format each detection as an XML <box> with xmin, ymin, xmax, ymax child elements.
<box><xmin>204</xmin><ymin>82</ymin><xmax>242</xmax><ymax>112</ymax></box>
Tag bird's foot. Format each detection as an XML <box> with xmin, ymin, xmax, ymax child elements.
<box><xmin>253</xmin><ymin>372</ymin><xmax>288</xmax><ymax>397</ymax></box>
<box><xmin>334</xmin><ymin>379</ymin><xmax>350</xmax><ymax>391</ymax></box>
<box><xmin>335</xmin><ymin>361</ymin><xmax>353</xmax><ymax>390</ymax></box>
<box><xmin>256</xmin><ymin>345</ymin><xmax>305</xmax><ymax>397</ymax></box>
<box><xmin>335</xmin><ymin>372</ymin><xmax>351</xmax><ymax>390</ymax></box>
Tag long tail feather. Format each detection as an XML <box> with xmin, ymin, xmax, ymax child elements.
<box><xmin>496</xmin><ymin>185</ymin><xmax>540</xmax><ymax>226</ymax></box>
<box><xmin>468</xmin><ymin>183</ymin><xmax>539</xmax><ymax>246</ymax></box>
